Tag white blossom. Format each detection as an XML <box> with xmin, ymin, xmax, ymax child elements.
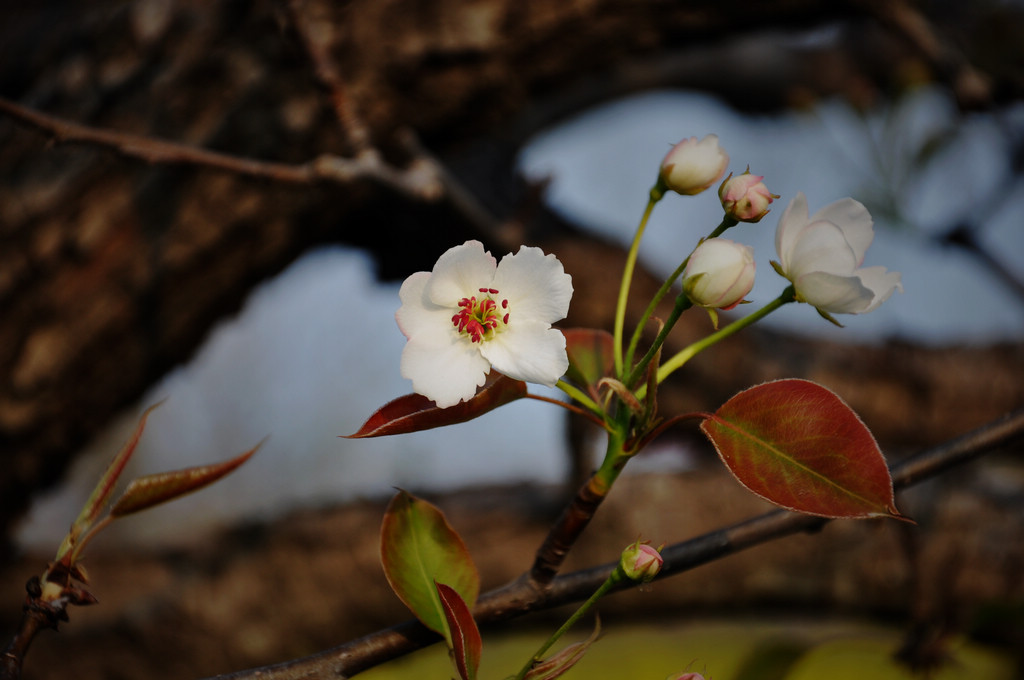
<box><xmin>396</xmin><ymin>241</ymin><xmax>572</xmax><ymax>408</ymax></box>
<box><xmin>775</xmin><ymin>192</ymin><xmax>902</xmax><ymax>315</ymax></box>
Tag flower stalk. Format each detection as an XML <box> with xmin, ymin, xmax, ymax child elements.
<box><xmin>513</xmin><ymin>567</ymin><xmax>624</xmax><ymax>680</ymax></box>
<box><xmin>621</xmin><ymin>216</ymin><xmax>737</xmax><ymax>374</ymax></box>
<box><xmin>655</xmin><ymin>286</ymin><xmax>796</xmax><ymax>386</ymax></box>
<box><xmin>613</xmin><ymin>192</ymin><xmax>660</xmax><ymax>377</ymax></box>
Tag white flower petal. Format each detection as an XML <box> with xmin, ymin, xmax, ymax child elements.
<box><xmin>396</xmin><ymin>271</ymin><xmax>440</xmax><ymax>340</ymax></box>
<box><xmin>394</xmin><ymin>239</ymin><xmax>573</xmax><ymax>403</ymax></box>
<box><xmin>400</xmin><ymin>331</ymin><xmax>490</xmax><ymax>408</ymax></box>
<box><xmin>491</xmin><ymin>246</ymin><xmax>573</xmax><ymax>325</ymax></box>
<box><xmin>855</xmin><ymin>266</ymin><xmax>903</xmax><ymax>312</ymax></box>
<box><xmin>775</xmin><ymin>192</ymin><xmax>810</xmax><ymax>267</ymax></box>
<box><xmin>796</xmin><ymin>271</ymin><xmax>875</xmax><ymax>314</ymax></box>
<box><xmin>774</xmin><ymin>193</ymin><xmax>900</xmax><ymax>315</ymax></box>
<box><xmin>809</xmin><ymin>198</ymin><xmax>874</xmax><ymax>265</ymax></box>
<box><xmin>426</xmin><ymin>240</ymin><xmax>497</xmax><ymax>306</ymax></box>
<box><xmin>788</xmin><ymin>220</ymin><xmax>859</xmax><ymax>280</ymax></box>
<box><xmin>480</xmin><ymin>321</ymin><xmax>568</xmax><ymax>387</ymax></box>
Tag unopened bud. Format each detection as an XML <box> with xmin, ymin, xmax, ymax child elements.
<box><xmin>659</xmin><ymin>135</ymin><xmax>729</xmax><ymax>196</ymax></box>
<box><xmin>719</xmin><ymin>169</ymin><xmax>777</xmax><ymax>223</ymax></box>
<box><xmin>682</xmin><ymin>238</ymin><xmax>755</xmax><ymax>311</ymax></box>
<box><xmin>620</xmin><ymin>540</ymin><xmax>664</xmax><ymax>583</ymax></box>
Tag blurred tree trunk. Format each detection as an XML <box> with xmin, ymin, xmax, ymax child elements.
<box><xmin>2</xmin><ymin>0</ymin><xmax>1023</xmax><ymax>560</ymax></box>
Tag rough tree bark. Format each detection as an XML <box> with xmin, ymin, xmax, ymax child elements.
<box><xmin>1</xmin><ymin>0</ymin><xmax>1022</xmax><ymax>559</ymax></box>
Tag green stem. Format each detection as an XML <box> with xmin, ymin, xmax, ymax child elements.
<box><xmin>553</xmin><ymin>379</ymin><xmax>605</xmax><ymax>422</ymax></box>
<box><xmin>514</xmin><ymin>568</ymin><xmax>625</xmax><ymax>680</ymax></box>
<box><xmin>613</xmin><ymin>191</ymin><xmax>660</xmax><ymax>377</ymax></box>
<box><xmin>622</xmin><ymin>258</ymin><xmax>688</xmax><ymax>374</ymax></box>
<box><xmin>626</xmin><ymin>294</ymin><xmax>693</xmax><ymax>388</ymax></box>
<box><xmin>622</xmin><ymin>216</ymin><xmax>737</xmax><ymax>375</ymax></box>
<box><xmin>654</xmin><ymin>286</ymin><xmax>796</xmax><ymax>386</ymax></box>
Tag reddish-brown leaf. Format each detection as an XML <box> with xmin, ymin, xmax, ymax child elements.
<box><xmin>563</xmin><ymin>328</ymin><xmax>615</xmax><ymax>388</ymax></box>
<box><xmin>700</xmin><ymin>379</ymin><xmax>904</xmax><ymax>520</ymax></box>
<box><xmin>345</xmin><ymin>371</ymin><xmax>527</xmax><ymax>438</ymax></box>
<box><xmin>436</xmin><ymin>581</ymin><xmax>482</xmax><ymax>680</ymax></box>
<box><xmin>57</xmin><ymin>402</ymin><xmax>163</xmax><ymax>561</ymax></box>
<box><xmin>109</xmin><ymin>442</ymin><xmax>260</xmax><ymax>517</ymax></box>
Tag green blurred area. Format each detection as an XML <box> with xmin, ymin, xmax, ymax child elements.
<box><xmin>357</xmin><ymin>618</ymin><xmax>1016</xmax><ymax>680</ymax></box>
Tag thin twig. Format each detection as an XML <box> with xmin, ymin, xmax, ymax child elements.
<box><xmin>203</xmin><ymin>407</ymin><xmax>1024</xmax><ymax>680</ymax></box>
<box><xmin>395</xmin><ymin>127</ymin><xmax>519</xmax><ymax>249</ymax></box>
<box><xmin>852</xmin><ymin>0</ymin><xmax>991</xmax><ymax>106</ymax></box>
<box><xmin>0</xmin><ymin>97</ymin><xmax>442</xmax><ymax>200</ymax></box>
<box><xmin>0</xmin><ymin>95</ymin><xmax>526</xmax><ymax>241</ymax></box>
<box><xmin>284</xmin><ymin>0</ymin><xmax>374</xmax><ymax>155</ymax></box>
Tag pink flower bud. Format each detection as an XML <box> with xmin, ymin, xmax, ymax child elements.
<box><xmin>682</xmin><ymin>238</ymin><xmax>755</xmax><ymax>311</ymax></box>
<box><xmin>659</xmin><ymin>135</ymin><xmax>729</xmax><ymax>196</ymax></box>
<box><xmin>667</xmin><ymin>673</ymin><xmax>706</xmax><ymax>680</ymax></box>
<box><xmin>620</xmin><ymin>540</ymin><xmax>664</xmax><ymax>583</ymax></box>
<box><xmin>719</xmin><ymin>170</ymin><xmax>777</xmax><ymax>222</ymax></box>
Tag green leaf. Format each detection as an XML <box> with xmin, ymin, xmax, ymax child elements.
<box><xmin>700</xmin><ymin>379</ymin><xmax>905</xmax><ymax>520</ymax></box>
<box><xmin>380</xmin><ymin>490</ymin><xmax>480</xmax><ymax>636</ymax></box>
<box><xmin>345</xmin><ymin>371</ymin><xmax>527</xmax><ymax>438</ymax></box>
<box><xmin>436</xmin><ymin>581</ymin><xmax>482</xmax><ymax>680</ymax></box>
<box><xmin>109</xmin><ymin>442</ymin><xmax>260</xmax><ymax>517</ymax></box>
<box><xmin>563</xmin><ymin>328</ymin><xmax>615</xmax><ymax>389</ymax></box>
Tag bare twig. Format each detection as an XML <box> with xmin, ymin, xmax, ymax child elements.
<box><xmin>203</xmin><ymin>407</ymin><xmax>1024</xmax><ymax>680</ymax></box>
<box><xmin>284</xmin><ymin>0</ymin><xmax>374</xmax><ymax>155</ymax></box>
<box><xmin>395</xmin><ymin>127</ymin><xmax>521</xmax><ymax>249</ymax></box>
<box><xmin>0</xmin><ymin>94</ymin><xmax>527</xmax><ymax>245</ymax></box>
<box><xmin>0</xmin><ymin>97</ymin><xmax>442</xmax><ymax>200</ymax></box>
<box><xmin>853</xmin><ymin>0</ymin><xmax>991</xmax><ymax>107</ymax></box>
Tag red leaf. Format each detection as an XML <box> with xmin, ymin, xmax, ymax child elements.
<box><xmin>58</xmin><ymin>402</ymin><xmax>162</xmax><ymax>561</ymax></box>
<box><xmin>345</xmin><ymin>371</ymin><xmax>527</xmax><ymax>438</ymax></box>
<box><xmin>436</xmin><ymin>582</ymin><xmax>482</xmax><ymax>680</ymax></box>
<box><xmin>563</xmin><ymin>328</ymin><xmax>615</xmax><ymax>388</ymax></box>
<box><xmin>109</xmin><ymin>442</ymin><xmax>260</xmax><ymax>517</ymax></box>
<box><xmin>700</xmin><ymin>379</ymin><xmax>904</xmax><ymax>520</ymax></box>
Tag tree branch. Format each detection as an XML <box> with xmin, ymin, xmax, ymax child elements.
<box><xmin>202</xmin><ymin>407</ymin><xmax>1024</xmax><ymax>680</ymax></box>
<box><xmin>0</xmin><ymin>97</ymin><xmax>442</xmax><ymax>200</ymax></box>
<box><xmin>284</xmin><ymin>0</ymin><xmax>374</xmax><ymax>156</ymax></box>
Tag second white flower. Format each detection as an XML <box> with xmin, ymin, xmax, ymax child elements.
<box><xmin>775</xmin><ymin>192</ymin><xmax>902</xmax><ymax>315</ymax></box>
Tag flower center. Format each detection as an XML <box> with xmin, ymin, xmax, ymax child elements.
<box><xmin>452</xmin><ymin>287</ymin><xmax>510</xmax><ymax>343</ymax></box>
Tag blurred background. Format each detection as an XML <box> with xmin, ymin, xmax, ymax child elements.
<box><xmin>1</xmin><ymin>1</ymin><xmax>1023</xmax><ymax>678</ymax></box>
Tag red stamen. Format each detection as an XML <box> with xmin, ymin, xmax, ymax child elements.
<box><xmin>452</xmin><ymin>288</ymin><xmax>510</xmax><ymax>343</ymax></box>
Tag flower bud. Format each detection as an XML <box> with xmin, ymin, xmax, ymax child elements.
<box><xmin>619</xmin><ymin>540</ymin><xmax>664</xmax><ymax>583</ymax></box>
<box><xmin>682</xmin><ymin>238</ymin><xmax>755</xmax><ymax>311</ymax></box>
<box><xmin>666</xmin><ymin>673</ymin><xmax>706</xmax><ymax>680</ymax></box>
<box><xmin>659</xmin><ymin>135</ymin><xmax>729</xmax><ymax>196</ymax></box>
<box><xmin>719</xmin><ymin>170</ymin><xmax>777</xmax><ymax>222</ymax></box>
